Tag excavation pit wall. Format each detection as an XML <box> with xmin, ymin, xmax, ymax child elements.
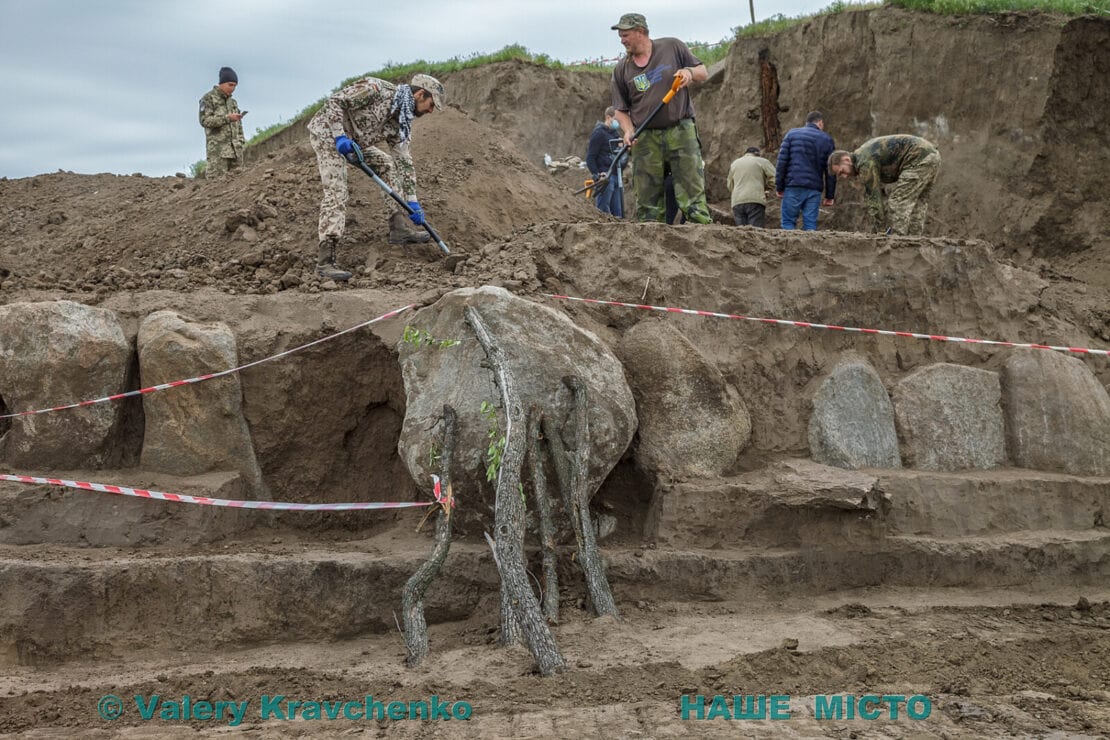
<box><xmin>0</xmin><ymin>291</ymin><xmax>421</xmax><ymax>543</ymax></box>
<box><xmin>1</xmin><ymin>223</ymin><xmax>1108</xmax><ymax>538</ymax></box>
<box><xmin>1</xmin><ymin>224</ymin><xmax>1108</xmax><ymax>666</ymax></box>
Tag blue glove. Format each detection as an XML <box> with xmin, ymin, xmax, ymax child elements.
<box><xmin>335</xmin><ymin>135</ymin><xmax>356</xmax><ymax>156</ymax></box>
<box><xmin>407</xmin><ymin>200</ymin><xmax>425</xmax><ymax>226</ymax></box>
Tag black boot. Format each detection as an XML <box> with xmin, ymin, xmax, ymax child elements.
<box><xmin>388</xmin><ymin>212</ymin><xmax>431</xmax><ymax>245</ymax></box>
<box><xmin>316</xmin><ymin>237</ymin><xmax>351</xmax><ymax>282</ymax></box>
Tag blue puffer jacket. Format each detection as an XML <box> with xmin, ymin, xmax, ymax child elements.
<box><xmin>586</xmin><ymin>122</ymin><xmax>620</xmax><ymax>178</ymax></box>
<box><xmin>775</xmin><ymin>122</ymin><xmax>836</xmax><ymax>199</ymax></box>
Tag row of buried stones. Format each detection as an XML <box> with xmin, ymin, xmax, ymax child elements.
<box><xmin>0</xmin><ymin>300</ymin><xmax>261</xmax><ymax>487</ymax></box>
<box><xmin>808</xmin><ymin>351</ymin><xmax>1110</xmax><ymax>476</ymax></box>
<box><xmin>2</xmin><ymin>297</ymin><xmax>1108</xmax><ymax>485</ymax></box>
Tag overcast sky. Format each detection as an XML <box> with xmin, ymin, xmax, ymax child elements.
<box><xmin>0</xmin><ymin>0</ymin><xmax>830</xmax><ymax>179</ymax></box>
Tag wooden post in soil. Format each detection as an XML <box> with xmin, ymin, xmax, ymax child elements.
<box><xmin>527</xmin><ymin>404</ymin><xmax>560</xmax><ymax>623</ymax></box>
<box><xmin>561</xmin><ymin>375</ymin><xmax>619</xmax><ymax>619</ymax></box>
<box><xmin>401</xmin><ymin>405</ymin><xmax>457</xmax><ymax>668</ymax></box>
<box><xmin>465</xmin><ymin>306</ymin><xmax>566</xmax><ymax>676</ymax></box>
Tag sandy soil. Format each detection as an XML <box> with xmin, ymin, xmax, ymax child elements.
<box><xmin>2</xmin><ymin>574</ymin><xmax>1109</xmax><ymax>737</ymax></box>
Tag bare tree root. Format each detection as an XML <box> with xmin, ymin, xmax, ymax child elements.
<box><xmin>481</xmin><ymin>530</ymin><xmax>523</xmax><ymax>646</ymax></box>
<box><xmin>527</xmin><ymin>404</ymin><xmax>560</xmax><ymax>624</ymax></box>
<box><xmin>562</xmin><ymin>375</ymin><xmax>619</xmax><ymax>619</ymax></box>
<box><xmin>466</xmin><ymin>306</ymin><xmax>566</xmax><ymax>676</ymax></box>
<box><xmin>402</xmin><ymin>405</ymin><xmax>458</xmax><ymax>668</ymax></box>
<box><xmin>499</xmin><ymin>567</ymin><xmax>525</xmax><ymax>647</ymax></box>
<box><xmin>541</xmin><ymin>415</ymin><xmax>575</xmax><ymax>527</ymax></box>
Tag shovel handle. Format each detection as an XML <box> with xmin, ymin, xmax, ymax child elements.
<box><xmin>661</xmin><ymin>74</ymin><xmax>683</xmax><ymax>104</ymax></box>
<box><xmin>344</xmin><ymin>143</ymin><xmax>450</xmax><ymax>254</ymax></box>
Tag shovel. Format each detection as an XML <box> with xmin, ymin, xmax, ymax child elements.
<box><xmin>575</xmin><ymin>74</ymin><xmax>684</xmax><ymax>197</ymax></box>
<box><xmin>343</xmin><ymin>143</ymin><xmax>450</xmax><ymax>255</ymax></box>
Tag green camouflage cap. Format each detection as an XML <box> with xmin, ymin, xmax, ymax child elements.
<box><xmin>410</xmin><ymin>73</ymin><xmax>446</xmax><ymax>110</ymax></box>
<box><xmin>611</xmin><ymin>12</ymin><xmax>647</xmax><ymax>30</ymax></box>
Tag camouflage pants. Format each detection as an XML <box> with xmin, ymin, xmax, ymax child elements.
<box><xmin>630</xmin><ymin>120</ymin><xmax>711</xmax><ymax>224</ymax></box>
<box><xmin>205</xmin><ymin>134</ymin><xmax>242</xmax><ymax>179</ymax></box>
<box><xmin>205</xmin><ymin>155</ymin><xmax>241</xmax><ymax>178</ymax></box>
<box><xmin>888</xmin><ymin>151</ymin><xmax>941</xmax><ymax>235</ymax></box>
<box><xmin>309</xmin><ymin>131</ymin><xmax>402</xmax><ymax>242</ymax></box>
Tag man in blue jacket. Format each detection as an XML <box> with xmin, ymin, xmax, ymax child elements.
<box><xmin>775</xmin><ymin>111</ymin><xmax>836</xmax><ymax>230</ymax></box>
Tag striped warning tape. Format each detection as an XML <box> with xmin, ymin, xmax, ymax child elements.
<box><xmin>545</xmin><ymin>294</ymin><xmax>1110</xmax><ymax>358</ymax></box>
<box><xmin>0</xmin><ymin>473</ymin><xmax>436</xmax><ymax>511</ymax></box>
<box><xmin>0</xmin><ymin>304</ymin><xmax>416</xmax><ymax>420</ymax></box>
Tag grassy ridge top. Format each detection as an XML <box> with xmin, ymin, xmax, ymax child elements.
<box><xmin>246</xmin><ymin>40</ymin><xmax>730</xmax><ymax>148</ymax></box>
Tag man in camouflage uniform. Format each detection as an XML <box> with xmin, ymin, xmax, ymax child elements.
<box><xmin>610</xmin><ymin>13</ymin><xmax>711</xmax><ymax>224</ymax></box>
<box><xmin>198</xmin><ymin>67</ymin><xmax>246</xmax><ymax>178</ymax></box>
<box><xmin>828</xmin><ymin>135</ymin><xmax>941</xmax><ymax>235</ymax></box>
<box><xmin>306</xmin><ymin>73</ymin><xmax>446</xmax><ymax>282</ymax></box>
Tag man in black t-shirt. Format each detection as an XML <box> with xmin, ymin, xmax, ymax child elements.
<box><xmin>610</xmin><ymin>12</ymin><xmax>711</xmax><ymax>224</ymax></box>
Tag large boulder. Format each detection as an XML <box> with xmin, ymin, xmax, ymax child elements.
<box><xmin>398</xmin><ymin>286</ymin><xmax>636</xmax><ymax>523</ymax></box>
<box><xmin>893</xmin><ymin>363</ymin><xmax>1006</xmax><ymax>471</ymax></box>
<box><xmin>618</xmin><ymin>319</ymin><xmax>750</xmax><ymax>478</ymax></box>
<box><xmin>138</xmin><ymin>310</ymin><xmax>263</xmax><ymax>493</ymax></box>
<box><xmin>1002</xmin><ymin>350</ymin><xmax>1110</xmax><ymax>476</ymax></box>
<box><xmin>0</xmin><ymin>301</ymin><xmax>130</xmax><ymax>469</ymax></box>
<box><xmin>808</xmin><ymin>358</ymin><xmax>901</xmax><ymax>470</ymax></box>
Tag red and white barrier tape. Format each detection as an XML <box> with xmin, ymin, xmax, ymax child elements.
<box><xmin>0</xmin><ymin>304</ymin><xmax>416</xmax><ymax>420</ymax></box>
<box><xmin>545</xmin><ymin>294</ymin><xmax>1110</xmax><ymax>358</ymax></box>
<box><xmin>0</xmin><ymin>472</ymin><xmax>441</xmax><ymax>512</ymax></box>
<box><xmin>431</xmin><ymin>473</ymin><xmax>455</xmax><ymax>508</ymax></box>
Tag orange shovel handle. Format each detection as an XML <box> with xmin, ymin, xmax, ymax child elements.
<box><xmin>661</xmin><ymin>74</ymin><xmax>683</xmax><ymax>104</ymax></box>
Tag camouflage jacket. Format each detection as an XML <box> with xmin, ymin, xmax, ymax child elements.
<box><xmin>198</xmin><ymin>87</ymin><xmax>245</xmax><ymax>160</ymax></box>
<box><xmin>852</xmin><ymin>135</ymin><xmax>938</xmax><ymax>227</ymax></box>
<box><xmin>306</xmin><ymin>77</ymin><xmax>416</xmax><ymax>199</ymax></box>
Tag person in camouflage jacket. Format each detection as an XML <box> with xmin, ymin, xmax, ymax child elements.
<box><xmin>828</xmin><ymin>135</ymin><xmax>941</xmax><ymax>235</ymax></box>
<box><xmin>198</xmin><ymin>67</ymin><xmax>246</xmax><ymax>178</ymax></box>
<box><xmin>306</xmin><ymin>73</ymin><xmax>445</xmax><ymax>281</ymax></box>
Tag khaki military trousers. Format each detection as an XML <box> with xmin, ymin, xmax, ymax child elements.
<box><xmin>309</xmin><ymin>131</ymin><xmax>403</xmax><ymax>243</ymax></box>
<box><xmin>888</xmin><ymin>151</ymin><xmax>941</xmax><ymax>235</ymax></box>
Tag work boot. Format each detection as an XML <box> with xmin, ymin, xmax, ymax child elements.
<box><xmin>388</xmin><ymin>212</ymin><xmax>431</xmax><ymax>245</ymax></box>
<box><xmin>316</xmin><ymin>237</ymin><xmax>351</xmax><ymax>282</ymax></box>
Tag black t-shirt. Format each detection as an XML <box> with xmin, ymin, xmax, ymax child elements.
<box><xmin>611</xmin><ymin>37</ymin><xmax>702</xmax><ymax>129</ymax></box>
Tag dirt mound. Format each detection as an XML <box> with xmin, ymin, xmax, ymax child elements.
<box><xmin>442</xmin><ymin>60</ymin><xmax>611</xmax><ymax>169</ymax></box>
<box><xmin>0</xmin><ymin>108</ymin><xmax>602</xmax><ymax>301</ymax></box>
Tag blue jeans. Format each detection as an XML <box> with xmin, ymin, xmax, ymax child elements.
<box><xmin>594</xmin><ymin>178</ymin><xmax>623</xmax><ymax>218</ymax></box>
<box><xmin>781</xmin><ymin>187</ymin><xmax>821</xmax><ymax>230</ymax></box>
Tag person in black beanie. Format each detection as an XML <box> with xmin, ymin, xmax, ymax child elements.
<box><xmin>199</xmin><ymin>67</ymin><xmax>246</xmax><ymax>177</ymax></box>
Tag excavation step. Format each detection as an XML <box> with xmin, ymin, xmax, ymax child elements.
<box><xmin>5</xmin><ymin>527</ymin><xmax>1109</xmax><ymax>665</ymax></box>
<box><xmin>609</xmin><ymin>529</ymin><xmax>1110</xmax><ymax>601</ymax></box>
<box><xmin>0</xmin><ymin>541</ymin><xmax>496</xmax><ymax>667</ymax></box>
<box><xmin>0</xmin><ymin>470</ymin><xmax>417</xmax><ymax>547</ymax></box>
<box><xmin>877</xmin><ymin>468</ymin><xmax>1110</xmax><ymax>536</ymax></box>
<box><xmin>646</xmin><ymin>460</ymin><xmax>1110</xmax><ymax>548</ymax></box>
<box><xmin>0</xmin><ymin>471</ymin><xmax>254</xmax><ymax>547</ymax></box>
